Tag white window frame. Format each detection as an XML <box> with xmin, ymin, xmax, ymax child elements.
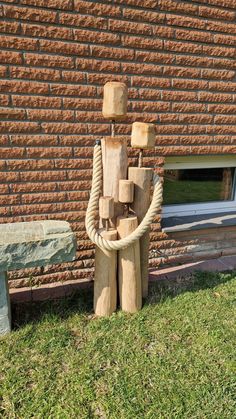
<box><xmin>162</xmin><ymin>155</ymin><xmax>236</xmax><ymax>218</ymax></box>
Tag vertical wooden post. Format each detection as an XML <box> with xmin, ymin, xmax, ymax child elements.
<box><xmin>117</xmin><ymin>215</ymin><xmax>142</xmax><ymax>313</ymax></box>
<box><xmin>0</xmin><ymin>272</ymin><xmax>11</xmax><ymax>334</ymax></box>
<box><xmin>94</xmin><ymin>229</ymin><xmax>117</xmax><ymax>316</ymax></box>
<box><xmin>101</xmin><ymin>137</ymin><xmax>128</xmax><ymax>227</ymax></box>
<box><xmin>128</xmin><ymin>167</ymin><xmax>153</xmax><ymax>298</ymax></box>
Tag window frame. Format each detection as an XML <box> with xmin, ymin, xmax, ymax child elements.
<box><xmin>162</xmin><ymin>155</ymin><xmax>236</xmax><ymax>218</ymax></box>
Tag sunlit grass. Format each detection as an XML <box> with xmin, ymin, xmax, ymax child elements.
<box><xmin>0</xmin><ymin>271</ymin><xmax>235</xmax><ymax>418</ymax></box>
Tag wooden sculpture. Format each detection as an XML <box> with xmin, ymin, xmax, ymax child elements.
<box><xmin>89</xmin><ymin>81</ymin><xmax>159</xmax><ymax>316</ymax></box>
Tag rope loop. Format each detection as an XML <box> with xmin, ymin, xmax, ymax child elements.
<box><xmin>85</xmin><ymin>143</ymin><xmax>163</xmax><ymax>251</ymax></box>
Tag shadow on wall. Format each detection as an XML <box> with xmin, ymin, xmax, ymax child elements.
<box><xmin>11</xmin><ymin>270</ymin><xmax>235</xmax><ymax>330</ymax></box>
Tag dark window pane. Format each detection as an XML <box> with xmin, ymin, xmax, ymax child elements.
<box><xmin>163</xmin><ymin>168</ymin><xmax>235</xmax><ymax>205</ymax></box>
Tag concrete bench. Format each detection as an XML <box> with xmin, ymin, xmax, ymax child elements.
<box><xmin>0</xmin><ymin>220</ymin><xmax>77</xmax><ymax>335</ymax></box>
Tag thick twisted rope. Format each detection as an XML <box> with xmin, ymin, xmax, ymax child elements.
<box><xmin>85</xmin><ymin>142</ymin><xmax>163</xmax><ymax>251</ymax></box>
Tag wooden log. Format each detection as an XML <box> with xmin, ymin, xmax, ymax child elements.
<box><xmin>101</xmin><ymin>136</ymin><xmax>128</xmax><ymax>227</ymax></box>
<box><xmin>0</xmin><ymin>272</ymin><xmax>11</xmax><ymax>335</ymax></box>
<box><xmin>119</xmin><ymin>180</ymin><xmax>134</xmax><ymax>204</ymax></box>
<box><xmin>102</xmin><ymin>82</ymin><xmax>128</xmax><ymax>120</ymax></box>
<box><xmin>94</xmin><ymin>229</ymin><xmax>117</xmax><ymax>317</ymax></box>
<box><xmin>99</xmin><ymin>196</ymin><xmax>114</xmax><ymax>220</ymax></box>
<box><xmin>128</xmin><ymin>167</ymin><xmax>153</xmax><ymax>298</ymax></box>
<box><xmin>131</xmin><ymin>122</ymin><xmax>155</xmax><ymax>149</ymax></box>
<box><xmin>117</xmin><ymin>215</ymin><xmax>142</xmax><ymax>313</ymax></box>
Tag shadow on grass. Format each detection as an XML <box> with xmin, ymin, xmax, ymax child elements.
<box><xmin>12</xmin><ymin>270</ymin><xmax>236</xmax><ymax>330</ymax></box>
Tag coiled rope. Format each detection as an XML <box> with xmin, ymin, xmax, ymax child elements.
<box><xmin>85</xmin><ymin>142</ymin><xmax>163</xmax><ymax>251</ymax></box>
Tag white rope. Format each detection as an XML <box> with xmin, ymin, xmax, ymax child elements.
<box><xmin>85</xmin><ymin>143</ymin><xmax>163</xmax><ymax>251</ymax></box>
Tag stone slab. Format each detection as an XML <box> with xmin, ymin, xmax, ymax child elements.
<box><xmin>0</xmin><ymin>220</ymin><xmax>77</xmax><ymax>271</ymax></box>
<box><xmin>0</xmin><ymin>272</ymin><xmax>11</xmax><ymax>335</ymax></box>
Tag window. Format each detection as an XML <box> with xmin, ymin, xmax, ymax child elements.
<box><xmin>162</xmin><ymin>155</ymin><xmax>236</xmax><ymax>218</ymax></box>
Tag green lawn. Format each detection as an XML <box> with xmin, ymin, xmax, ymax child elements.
<box><xmin>0</xmin><ymin>272</ymin><xmax>235</xmax><ymax>418</ymax></box>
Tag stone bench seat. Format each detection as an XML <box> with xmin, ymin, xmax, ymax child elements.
<box><xmin>0</xmin><ymin>220</ymin><xmax>77</xmax><ymax>335</ymax></box>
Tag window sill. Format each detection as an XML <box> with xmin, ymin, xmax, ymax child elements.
<box><xmin>161</xmin><ymin>212</ymin><xmax>236</xmax><ymax>233</ymax></box>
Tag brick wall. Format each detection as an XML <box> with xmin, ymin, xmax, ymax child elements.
<box><xmin>0</xmin><ymin>0</ymin><xmax>236</xmax><ymax>288</ymax></box>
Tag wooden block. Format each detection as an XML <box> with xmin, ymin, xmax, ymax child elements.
<box><xmin>129</xmin><ymin>167</ymin><xmax>153</xmax><ymax>298</ymax></box>
<box><xmin>99</xmin><ymin>196</ymin><xmax>114</xmax><ymax>220</ymax></box>
<box><xmin>102</xmin><ymin>82</ymin><xmax>128</xmax><ymax>120</ymax></box>
<box><xmin>101</xmin><ymin>136</ymin><xmax>128</xmax><ymax>227</ymax></box>
<box><xmin>94</xmin><ymin>229</ymin><xmax>117</xmax><ymax>317</ymax></box>
<box><xmin>119</xmin><ymin>180</ymin><xmax>134</xmax><ymax>204</ymax></box>
<box><xmin>0</xmin><ymin>272</ymin><xmax>11</xmax><ymax>335</ymax></box>
<box><xmin>117</xmin><ymin>215</ymin><xmax>142</xmax><ymax>313</ymax></box>
<box><xmin>131</xmin><ymin>122</ymin><xmax>156</xmax><ymax>149</ymax></box>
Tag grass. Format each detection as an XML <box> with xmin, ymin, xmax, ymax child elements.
<box><xmin>163</xmin><ymin>179</ymin><xmax>223</xmax><ymax>205</ymax></box>
<box><xmin>0</xmin><ymin>271</ymin><xmax>236</xmax><ymax>418</ymax></box>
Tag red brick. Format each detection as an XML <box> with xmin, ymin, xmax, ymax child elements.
<box><xmin>0</xmin><ymin>135</ymin><xmax>9</xmax><ymax>146</ymax></box>
<box><xmin>21</xmin><ymin>0</ymin><xmax>72</xmax><ymax>10</ymax></box>
<box><xmin>76</xmin><ymin>58</ymin><xmax>120</xmax><ymax>73</ymax></box>
<box><xmin>92</xmin><ymin>45</ymin><xmax>135</xmax><ymax>60</ymax></box>
<box><xmin>201</xmin><ymin>69</ymin><xmax>235</xmax><ymax>80</ymax></box>
<box><xmin>172</xmin><ymin>79</ymin><xmax>208</xmax><ymax>90</ymax></box>
<box><xmin>50</xmin><ymin>84</ymin><xmax>96</xmax><ymax>97</ymax></box>
<box><xmin>209</xmin><ymin>81</ymin><xmax>236</xmax><ymax>92</ymax></box>
<box><xmin>122</xmin><ymin>62</ymin><xmax>162</xmax><ymax>76</ymax></box>
<box><xmin>74</xmin><ymin>1</ymin><xmax>121</xmax><ymax>17</ymax></box>
<box><xmin>12</xmin><ymin>95</ymin><xmax>62</xmax><ymax>108</ymax></box>
<box><xmin>21</xmin><ymin>23</ymin><xmax>73</xmax><ymax>40</ymax></box>
<box><xmin>39</xmin><ymin>39</ymin><xmax>89</xmax><ymax>56</ymax></box>
<box><xmin>199</xmin><ymin>91</ymin><xmax>233</xmax><ymax>103</ymax></box>
<box><xmin>109</xmin><ymin>19</ymin><xmax>152</xmax><ymax>35</ymax></box>
<box><xmin>20</xmin><ymin>170</ymin><xmax>67</xmax><ymax>182</ymax></box>
<box><xmin>136</xmin><ymin>50</ymin><xmax>175</xmax><ymax>64</ymax></box>
<box><xmin>199</xmin><ymin>5</ymin><xmax>235</xmax><ymax>21</ymax></box>
<box><xmin>203</xmin><ymin>45</ymin><xmax>235</xmax><ymax>58</ymax></box>
<box><xmin>159</xmin><ymin>0</ymin><xmax>198</xmax><ymax>14</ymax></box>
<box><xmin>42</xmin><ymin>122</ymin><xmax>87</xmax><ymax>134</ymax></box>
<box><xmin>12</xmin><ymin>182</ymin><xmax>57</xmax><ymax>193</ymax></box>
<box><xmin>73</xmin><ymin>28</ymin><xmax>120</xmax><ymax>45</ymax></box>
<box><xmin>162</xmin><ymin>90</ymin><xmax>197</xmax><ymax>102</ymax></box>
<box><xmin>163</xmin><ymin>66</ymin><xmax>201</xmax><ymax>78</ymax></box>
<box><xmin>63</xmin><ymin>98</ymin><xmax>102</xmax><ymax>110</ymax></box>
<box><xmin>175</xmin><ymin>54</ymin><xmax>212</xmax><ymax>68</ymax></box>
<box><xmin>0</xmin><ymin>122</ymin><xmax>40</xmax><ymax>133</ymax></box>
<box><xmin>27</xmin><ymin>147</ymin><xmax>72</xmax><ymax>158</ymax></box>
<box><xmin>175</xmin><ymin>28</ymin><xmax>213</xmax><ymax>43</ymax></box>
<box><xmin>132</xmin><ymin>76</ymin><xmax>170</xmax><ymax>88</ymax></box>
<box><xmin>3</xmin><ymin>5</ymin><xmax>57</xmax><ymax>23</ymax></box>
<box><xmin>0</xmin><ymin>147</ymin><xmax>25</xmax><ymax>158</ymax></box>
<box><xmin>27</xmin><ymin>109</ymin><xmax>74</xmax><ymax>122</ymax></box>
<box><xmin>172</xmin><ymin>103</ymin><xmax>206</xmax><ymax>113</ymax></box>
<box><xmin>206</xmin><ymin>20</ymin><xmax>236</xmax><ymax>35</ymax></box>
<box><xmin>0</xmin><ymin>35</ymin><xmax>38</xmax><ymax>50</ymax></box>
<box><xmin>0</xmin><ymin>108</ymin><xmax>26</xmax><ymax>120</ymax></box>
<box><xmin>0</xmin><ymin>65</ymin><xmax>7</xmax><ymax>77</ymax></box>
<box><xmin>0</xmin><ymin>80</ymin><xmax>49</xmax><ymax>94</ymax></box>
<box><xmin>10</xmin><ymin>135</ymin><xmax>58</xmax><ymax>146</ymax></box>
<box><xmin>0</xmin><ymin>50</ymin><xmax>22</xmax><ymax>64</ymax></box>
<box><xmin>122</xmin><ymin>35</ymin><xmax>163</xmax><ymax>50</ymax></box>
<box><xmin>164</xmin><ymin>40</ymin><xmax>202</xmax><ymax>54</ymax></box>
<box><xmin>0</xmin><ymin>20</ymin><xmax>20</xmax><ymax>34</ymax></box>
<box><xmin>132</xmin><ymin>101</ymin><xmax>170</xmax><ymax>112</ymax></box>
<box><xmin>208</xmin><ymin>104</ymin><xmax>236</xmax><ymax>114</ymax></box>
<box><xmin>166</xmin><ymin>14</ymin><xmax>206</xmax><ymax>30</ymax></box>
<box><xmin>87</xmin><ymin>73</ymin><xmax>129</xmax><ymax>85</ymax></box>
<box><xmin>214</xmin><ymin>115</ymin><xmax>236</xmax><ymax>124</ymax></box>
<box><xmin>10</xmin><ymin>66</ymin><xmax>61</xmax><ymax>81</ymax></box>
<box><xmin>24</xmin><ymin>53</ymin><xmax>74</xmax><ymax>69</ymax></box>
<box><xmin>214</xmin><ymin>33</ymin><xmax>236</xmax><ymax>47</ymax></box>
<box><xmin>7</xmin><ymin>159</ymin><xmax>55</xmax><ymax>171</ymax></box>
<box><xmin>59</xmin><ymin>12</ymin><xmax>107</xmax><ymax>30</ymax></box>
<box><xmin>22</xmin><ymin>191</ymin><xmax>67</xmax><ymax>204</ymax></box>
<box><xmin>0</xmin><ymin>95</ymin><xmax>9</xmax><ymax>106</ymax></box>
